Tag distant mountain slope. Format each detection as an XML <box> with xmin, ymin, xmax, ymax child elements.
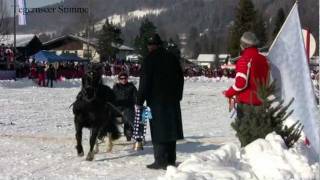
<box><xmin>16</xmin><ymin>0</ymin><xmax>318</xmax><ymax>53</ymax></box>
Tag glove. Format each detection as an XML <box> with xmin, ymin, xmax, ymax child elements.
<box><xmin>223</xmin><ymin>90</ymin><xmax>234</xmax><ymax>98</ymax></box>
<box><xmin>142</xmin><ymin>106</ymin><xmax>152</xmax><ymax>123</ymax></box>
<box><xmin>222</xmin><ymin>90</ymin><xmax>229</xmax><ymax>97</ymax></box>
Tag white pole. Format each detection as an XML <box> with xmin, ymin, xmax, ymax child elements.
<box><xmin>13</xmin><ymin>0</ymin><xmax>16</xmax><ymax>57</ymax></box>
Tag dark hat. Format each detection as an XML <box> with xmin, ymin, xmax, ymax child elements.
<box><xmin>118</xmin><ymin>71</ymin><xmax>128</xmax><ymax>78</ymax></box>
<box><xmin>147</xmin><ymin>33</ymin><xmax>163</xmax><ymax>45</ymax></box>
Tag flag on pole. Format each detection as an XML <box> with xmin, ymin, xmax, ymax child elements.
<box><xmin>18</xmin><ymin>0</ymin><xmax>27</xmax><ymax>25</ymax></box>
<box><xmin>267</xmin><ymin>3</ymin><xmax>320</xmax><ymax>156</ymax></box>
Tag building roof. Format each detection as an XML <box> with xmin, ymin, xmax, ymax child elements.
<box><xmin>197</xmin><ymin>54</ymin><xmax>215</xmax><ymax>62</ymax></box>
<box><xmin>218</xmin><ymin>54</ymin><xmax>230</xmax><ymax>59</ymax></box>
<box><xmin>118</xmin><ymin>44</ymin><xmax>134</xmax><ymax>51</ymax></box>
<box><xmin>43</xmin><ymin>34</ymin><xmax>134</xmax><ymax>51</ymax></box>
<box><xmin>42</xmin><ymin>34</ymin><xmax>97</xmax><ymax>47</ymax></box>
<box><xmin>0</xmin><ymin>34</ymin><xmax>37</xmax><ymax>47</ymax></box>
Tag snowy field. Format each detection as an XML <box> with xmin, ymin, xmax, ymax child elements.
<box><xmin>0</xmin><ymin>77</ymin><xmax>318</xmax><ymax>180</ymax></box>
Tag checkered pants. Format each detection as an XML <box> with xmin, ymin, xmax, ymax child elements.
<box><xmin>132</xmin><ymin>106</ymin><xmax>147</xmax><ymax>142</ymax></box>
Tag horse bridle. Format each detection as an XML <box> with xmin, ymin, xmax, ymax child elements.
<box><xmin>82</xmin><ymin>71</ymin><xmax>102</xmax><ymax>102</ymax></box>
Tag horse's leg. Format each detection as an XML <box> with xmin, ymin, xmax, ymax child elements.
<box><xmin>75</xmin><ymin>122</ymin><xmax>84</xmax><ymax>157</ymax></box>
<box><xmin>86</xmin><ymin>128</ymin><xmax>99</xmax><ymax>161</ymax></box>
<box><xmin>106</xmin><ymin>133</ymin><xmax>113</xmax><ymax>152</ymax></box>
<box><xmin>94</xmin><ymin>136</ymin><xmax>105</xmax><ymax>154</ymax></box>
<box><xmin>94</xmin><ymin>139</ymin><xmax>99</xmax><ymax>154</ymax></box>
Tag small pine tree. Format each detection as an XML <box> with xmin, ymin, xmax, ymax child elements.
<box><xmin>231</xmin><ymin>81</ymin><xmax>303</xmax><ymax>148</ymax></box>
<box><xmin>134</xmin><ymin>18</ymin><xmax>157</xmax><ymax>60</ymax></box>
<box><xmin>186</xmin><ymin>26</ymin><xmax>200</xmax><ymax>58</ymax></box>
<box><xmin>253</xmin><ymin>12</ymin><xmax>268</xmax><ymax>47</ymax></box>
<box><xmin>97</xmin><ymin>20</ymin><xmax>123</xmax><ymax>62</ymax></box>
<box><xmin>273</xmin><ymin>8</ymin><xmax>286</xmax><ymax>39</ymax></box>
<box><xmin>166</xmin><ymin>38</ymin><xmax>181</xmax><ymax>59</ymax></box>
<box><xmin>193</xmin><ymin>41</ymin><xmax>201</xmax><ymax>59</ymax></box>
<box><xmin>227</xmin><ymin>0</ymin><xmax>256</xmax><ymax>57</ymax></box>
<box><xmin>200</xmin><ymin>35</ymin><xmax>210</xmax><ymax>54</ymax></box>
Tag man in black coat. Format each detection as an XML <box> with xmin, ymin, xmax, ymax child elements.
<box><xmin>137</xmin><ymin>33</ymin><xmax>184</xmax><ymax>170</ymax></box>
<box><xmin>113</xmin><ymin>72</ymin><xmax>138</xmax><ymax>141</ymax></box>
<box><xmin>46</xmin><ymin>64</ymin><xmax>56</xmax><ymax>88</ymax></box>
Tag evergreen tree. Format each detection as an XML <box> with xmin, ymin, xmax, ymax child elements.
<box><xmin>200</xmin><ymin>35</ymin><xmax>210</xmax><ymax>54</ymax></box>
<box><xmin>134</xmin><ymin>18</ymin><xmax>157</xmax><ymax>59</ymax></box>
<box><xmin>187</xmin><ymin>26</ymin><xmax>199</xmax><ymax>58</ymax></box>
<box><xmin>212</xmin><ymin>55</ymin><xmax>220</xmax><ymax>69</ymax></box>
<box><xmin>272</xmin><ymin>8</ymin><xmax>286</xmax><ymax>39</ymax></box>
<box><xmin>228</xmin><ymin>0</ymin><xmax>256</xmax><ymax>57</ymax></box>
<box><xmin>231</xmin><ymin>81</ymin><xmax>303</xmax><ymax>148</ymax></box>
<box><xmin>209</xmin><ymin>31</ymin><xmax>217</xmax><ymax>54</ymax></box>
<box><xmin>173</xmin><ymin>34</ymin><xmax>181</xmax><ymax>48</ymax></box>
<box><xmin>193</xmin><ymin>41</ymin><xmax>201</xmax><ymax>59</ymax></box>
<box><xmin>253</xmin><ymin>12</ymin><xmax>267</xmax><ymax>47</ymax></box>
<box><xmin>166</xmin><ymin>38</ymin><xmax>181</xmax><ymax>59</ymax></box>
<box><xmin>97</xmin><ymin>20</ymin><xmax>123</xmax><ymax>62</ymax></box>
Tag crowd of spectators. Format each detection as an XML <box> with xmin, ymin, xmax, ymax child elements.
<box><xmin>183</xmin><ymin>66</ymin><xmax>236</xmax><ymax>78</ymax></box>
<box><xmin>105</xmin><ymin>59</ymin><xmax>141</xmax><ymax>77</ymax></box>
<box><xmin>1</xmin><ymin>48</ymin><xmax>318</xmax><ymax>86</ymax></box>
<box><xmin>1</xmin><ymin>56</ymin><xmax>253</xmax><ymax>84</ymax></box>
<box><xmin>28</xmin><ymin>61</ymin><xmax>86</xmax><ymax>86</ymax></box>
<box><xmin>0</xmin><ymin>44</ymin><xmax>15</xmax><ymax>70</ymax></box>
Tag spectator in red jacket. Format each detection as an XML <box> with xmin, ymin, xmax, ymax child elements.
<box><xmin>223</xmin><ymin>31</ymin><xmax>269</xmax><ymax>116</ymax></box>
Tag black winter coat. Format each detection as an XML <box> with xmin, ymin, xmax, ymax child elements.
<box><xmin>47</xmin><ymin>67</ymin><xmax>55</xmax><ymax>80</ymax></box>
<box><xmin>113</xmin><ymin>82</ymin><xmax>137</xmax><ymax>124</ymax></box>
<box><xmin>137</xmin><ymin>47</ymin><xmax>184</xmax><ymax>143</ymax></box>
<box><xmin>113</xmin><ymin>82</ymin><xmax>137</xmax><ymax>109</ymax></box>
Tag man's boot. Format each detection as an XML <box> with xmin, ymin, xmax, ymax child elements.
<box><xmin>146</xmin><ymin>162</ymin><xmax>166</xmax><ymax>170</ymax></box>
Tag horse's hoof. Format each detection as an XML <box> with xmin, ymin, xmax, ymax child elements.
<box><xmin>106</xmin><ymin>148</ymin><xmax>112</xmax><ymax>153</ymax></box>
<box><xmin>86</xmin><ymin>155</ymin><xmax>94</xmax><ymax>161</ymax></box>
<box><xmin>86</xmin><ymin>152</ymin><xmax>94</xmax><ymax>161</ymax></box>
<box><xmin>78</xmin><ymin>152</ymin><xmax>84</xmax><ymax>157</ymax></box>
<box><xmin>86</xmin><ymin>157</ymin><xmax>93</xmax><ymax>161</ymax></box>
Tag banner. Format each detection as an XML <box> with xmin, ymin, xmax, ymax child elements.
<box><xmin>267</xmin><ymin>3</ymin><xmax>320</xmax><ymax>155</ymax></box>
<box><xmin>18</xmin><ymin>0</ymin><xmax>27</xmax><ymax>25</ymax></box>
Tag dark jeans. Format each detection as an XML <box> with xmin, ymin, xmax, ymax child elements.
<box><xmin>236</xmin><ymin>103</ymin><xmax>261</xmax><ymax>119</ymax></box>
<box><xmin>47</xmin><ymin>78</ymin><xmax>54</xmax><ymax>88</ymax></box>
<box><xmin>153</xmin><ymin>141</ymin><xmax>176</xmax><ymax>166</ymax></box>
<box><xmin>122</xmin><ymin>108</ymin><xmax>134</xmax><ymax>139</ymax></box>
<box><xmin>236</xmin><ymin>103</ymin><xmax>246</xmax><ymax>120</ymax></box>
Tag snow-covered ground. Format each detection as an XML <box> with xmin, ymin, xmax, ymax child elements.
<box><xmin>0</xmin><ymin>77</ymin><xmax>318</xmax><ymax>180</ymax></box>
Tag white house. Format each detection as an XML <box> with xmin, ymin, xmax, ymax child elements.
<box><xmin>195</xmin><ymin>54</ymin><xmax>216</xmax><ymax>68</ymax></box>
<box><xmin>42</xmin><ymin>35</ymin><xmax>134</xmax><ymax>62</ymax></box>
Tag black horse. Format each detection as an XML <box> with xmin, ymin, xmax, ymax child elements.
<box><xmin>72</xmin><ymin>65</ymin><xmax>120</xmax><ymax>161</ymax></box>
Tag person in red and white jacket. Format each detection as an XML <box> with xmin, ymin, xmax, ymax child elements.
<box><xmin>223</xmin><ymin>31</ymin><xmax>269</xmax><ymax>106</ymax></box>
